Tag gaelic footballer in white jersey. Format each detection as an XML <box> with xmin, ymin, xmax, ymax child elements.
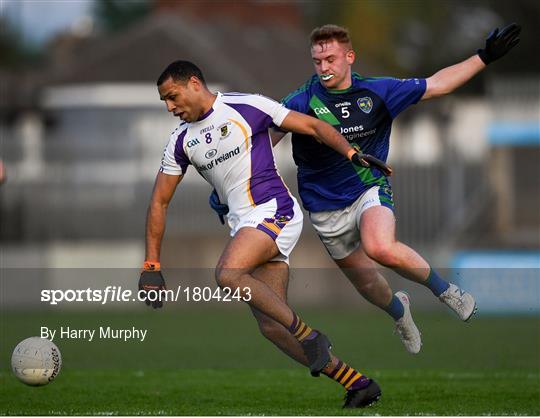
<box><xmin>160</xmin><ymin>92</ymin><xmax>303</xmax><ymax>263</ymax></box>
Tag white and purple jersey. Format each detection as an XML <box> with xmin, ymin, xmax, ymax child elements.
<box><xmin>160</xmin><ymin>92</ymin><xmax>297</xmax><ymax>241</ymax></box>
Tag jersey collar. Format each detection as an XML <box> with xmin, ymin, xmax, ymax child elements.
<box><xmin>197</xmin><ymin>92</ymin><xmax>222</xmax><ymax>122</ymax></box>
<box><xmin>315</xmin><ymin>73</ymin><xmax>363</xmax><ymax>95</ymax></box>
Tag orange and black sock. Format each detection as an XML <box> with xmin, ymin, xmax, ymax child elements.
<box><xmin>325</xmin><ymin>360</ymin><xmax>371</xmax><ymax>391</ymax></box>
<box><xmin>288</xmin><ymin>312</ymin><xmax>317</xmax><ymax>342</ymax></box>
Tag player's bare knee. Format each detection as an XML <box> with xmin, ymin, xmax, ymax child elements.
<box><xmin>364</xmin><ymin>243</ymin><xmax>399</xmax><ymax>267</ymax></box>
<box><xmin>214</xmin><ymin>267</ymin><xmax>241</xmax><ymax>290</ymax></box>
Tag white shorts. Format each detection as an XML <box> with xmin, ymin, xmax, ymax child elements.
<box><xmin>228</xmin><ymin>197</ymin><xmax>303</xmax><ymax>264</ymax></box>
<box><xmin>309</xmin><ymin>185</ymin><xmax>394</xmax><ymax>260</ymax></box>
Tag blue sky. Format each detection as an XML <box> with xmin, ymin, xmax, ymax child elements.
<box><xmin>1</xmin><ymin>0</ymin><xmax>95</xmax><ymax>44</ymax></box>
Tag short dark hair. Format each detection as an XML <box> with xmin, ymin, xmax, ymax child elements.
<box><xmin>157</xmin><ymin>60</ymin><xmax>206</xmax><ymax>86</ymax></box>
<box><xmin>310</xmin><ymin>24</ymin><xmax>352</xmax><ymax>49</ymax></box>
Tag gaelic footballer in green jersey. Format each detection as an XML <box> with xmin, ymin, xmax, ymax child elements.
<box><xmin>282</xmin><ymin>73</ymin><xmax>425</xmax><ymax>213</ymax></box>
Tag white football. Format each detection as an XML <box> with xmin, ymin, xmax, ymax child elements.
<box><xmin>11</xmin><ymin>337</ymin><xmax>62</xmax><ymax>386</ymax></box>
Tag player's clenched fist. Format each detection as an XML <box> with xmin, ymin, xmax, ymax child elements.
<box><xmin>138</xmin><ymin>261</ymin><xmax>166</xmax><ymax>309</ymax></box>
<box><xmin>348</xmin><ymin>150</ymin><xmax>393</xmax><ymax>177</ymax></box>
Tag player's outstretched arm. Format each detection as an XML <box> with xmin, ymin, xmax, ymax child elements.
<box><xmin>140</xmin><ymin>172</ymin><xmax>182</xmax><ymax>309</ymax></box>
<box><xmin>422</xmin><ymin>23</ymin><xmax>521</xmax><ymax>100</ymax></box>
<box><xmin>145</xmin><ymin>171</ymin><xmax>183</xmax><ymax>262</ymax></box>
<box><xmin>280</xmin><ymin>111</ymin><xmax>392</xmax><ymax>175</ymax></box>
<box><xmin>281</xmin><ymin>110</ymin><xmax>354</xmax><ymax>159</ymax></box>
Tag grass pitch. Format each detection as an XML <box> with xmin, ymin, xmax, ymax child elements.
<box><xmin>1</xmin><ymin>309</ymin><xmax>539</xmax><ymax>415</ymax></box>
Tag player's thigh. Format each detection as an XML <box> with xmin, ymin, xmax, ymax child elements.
<box><xmin>309</xmin><ymin>206</ymin><xmax>360</xmax><ymax>260</ymax></box>
<box><xmin>217</xmin><ymin>226</ymin><xmax>280</xmax><ymax>274</ymax></box>
<box><xmin>359</xmin><ymin>205</ymin><xmax>397</xmax><ymax>252</ymax></box>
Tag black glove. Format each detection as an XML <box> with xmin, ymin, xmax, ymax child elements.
<box><xmin>477</xmin><ymin>23</ymin><xmax>521</xmax><ymax>65</ymax></box>
<box><xmin>138</xmin><ymin>263</ymin><xmax>166</xmax><ymax>309</ymax></box>
<box><xmin>351</xmin><ymin>152</ymin><xmax>393</xmax><ymax>177</ymax></box>
<box><xmin>209</xmin><ymin>189</ymin><xmax>229</xmax><ymax>225</ymax></box>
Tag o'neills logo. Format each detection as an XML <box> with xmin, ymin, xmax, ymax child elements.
<box><xmin>48</xmin><ymin>347</ymin><xmax>61</xmax><ymax>382</ymax></box>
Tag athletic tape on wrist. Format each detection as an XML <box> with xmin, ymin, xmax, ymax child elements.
<box><xmin>143</xmin><ymin>261</ymin><xmax>161</xmax><ymax>271</ymax></box>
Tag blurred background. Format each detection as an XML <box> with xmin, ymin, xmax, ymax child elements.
<box><xmin>1</xmin><ymin>0</ymin><xmax>539</xmax><ymax>312</ymax></box>
<box><xmin>1</xmin><ymin>4</ymin><xmax>539</xmax><ymax>414</ymax></box>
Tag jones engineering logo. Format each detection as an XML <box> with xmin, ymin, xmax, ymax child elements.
<box><xmin>197</xmin><ymin>146</ymin><xmax>241</xmax><ymax>172</ymax></box>
<box><xmin>339</xmin><ymin>124</ymin><xmax>378</xmax><ymax>142</ymax></box>
<box><xmin>340</xmin><ymin>125</ymin><xmax>364</xmax><ymax>134</ymax></box>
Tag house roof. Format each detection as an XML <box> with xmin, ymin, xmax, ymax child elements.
<box><xmin>43</xmin><ymin>12</ymin><xmax>314</xmax><ymax>100</ymax></box>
